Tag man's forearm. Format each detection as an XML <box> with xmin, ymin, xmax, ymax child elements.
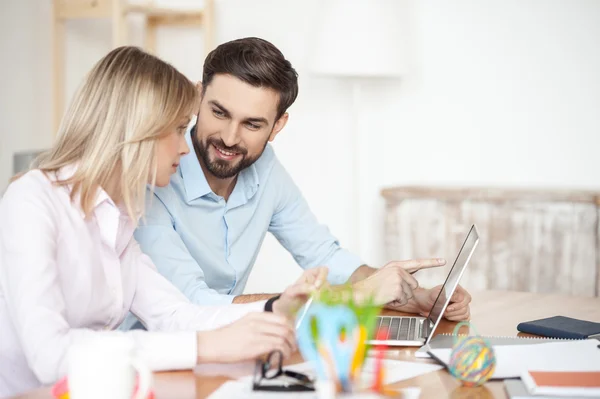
<box><xmin>230</xmin><ymin>264</ymin><xmax>370</xmax><ymax>305</ymax></box>
<box><xmin>232</xmin><ymin>293</ymin><xmax>278</xmax><ymax>304</ymax></box>
<box><xmin>346</xmin><ymin>264</ymin><xmax>378</xmax><ymax>284</ymax></box>
<box><xmin>347</xmin><ymin>265</ymin><xmax>428</xmax><ymax>313</ymax></box>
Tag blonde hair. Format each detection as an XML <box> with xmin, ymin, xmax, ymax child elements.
<box><xmin>30</xmin><ymin>46</ymin><xmax>197</xmax><ymax>221</ymax></box>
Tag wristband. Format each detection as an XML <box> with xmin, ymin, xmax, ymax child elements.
<box><xmin>264</xmin><ymin>295</ymin><xmax>281</xmax><ymax>312</ymax></box>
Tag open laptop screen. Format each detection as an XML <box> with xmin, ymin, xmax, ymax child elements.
<box><xmin>426</xmin><ymin>225</ymin><xmax>479</xmax><ymax>334</ymax></box>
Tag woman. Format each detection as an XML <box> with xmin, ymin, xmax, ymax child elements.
<box><xmin>0</xmin><ymin>46</ymin><xmax>325</xmax><ymax>398</ymax></box>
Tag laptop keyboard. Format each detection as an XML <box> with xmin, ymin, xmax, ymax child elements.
<box><xmin>375</xmin><ymin>316</ymin><xmax>419</xmax><ymax>341</ymax></box>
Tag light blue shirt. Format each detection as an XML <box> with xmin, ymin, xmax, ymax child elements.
<box><xmin>135</xmin><ymin>131</ymin><xmax>363</xmax><ymax>306</ymax></box>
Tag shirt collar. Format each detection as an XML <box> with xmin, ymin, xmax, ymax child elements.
<box><xmin>239</xmin><ymin>160</ymin><xmax>260</xmax><ymax>199</ymax></box>
<box><xmin>180</xmin><ymin>127</ymin><xmax>260</xmax><ymax>204</ymax></box>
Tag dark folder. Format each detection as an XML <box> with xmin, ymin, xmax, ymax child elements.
<box><xmin>517</xmin><ymin>316</ymin><xmax>600</xmax><ymax>340</ymax></box>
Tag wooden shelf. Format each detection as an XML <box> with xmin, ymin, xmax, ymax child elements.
<box><xmin>51</xmin><ymin>0</ymin><xmax>214</xmax><ymax>132</ymax></box>
<box><xmin>127</xmin><ymin>5</ymin><xmax>202</xmax><ymax>15</ymax></box>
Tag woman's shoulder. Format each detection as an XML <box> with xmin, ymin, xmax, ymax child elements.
<box><xmin>7</xmin><ymin>169</ymin><xmax>55</xmax><ymax>192</ymax></box>
<box><xmin>2</xmin><ymin>170</ymin><xmax>59</xmax><ymax>207</ymax></box>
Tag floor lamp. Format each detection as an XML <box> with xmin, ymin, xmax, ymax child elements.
<box><xmin>309</xmin><ymin>0</ymin><xmax>404</xmax><ymax>260</ymax></box>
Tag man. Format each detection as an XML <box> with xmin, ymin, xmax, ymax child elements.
<box><xmin>133</xmin><ymin>37</ymin><xmax>471</xmax><ymax>322</ymax></box>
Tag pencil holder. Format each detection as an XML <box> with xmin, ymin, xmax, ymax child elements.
<box><xmin>296</xmin><ymin>287</ymin><xmax>381</xmax><ymax>394</ymax></box>
<box><xmin>448</xmin><ymin>321</ymin><xmax>496</xmax><ymax>387</ymax></box>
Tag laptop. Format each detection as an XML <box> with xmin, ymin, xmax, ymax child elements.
<box><xmin>367</xmin><ymin>224</ymin><xmax>480</xmax><ymax>346</ymax></box>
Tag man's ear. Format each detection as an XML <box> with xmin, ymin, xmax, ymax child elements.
<box><xmin>269</xmin><ymin>113</ymin><xmax>289</xmax><ymax>142</ymax></box>
<box><xmin>195</xmin><ymin>81</ymin><xmax>203</xmax><ymax>92</ymax></box>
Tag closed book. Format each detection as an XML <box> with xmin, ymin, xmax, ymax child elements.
<box><xmin>517</xmin><ymin>316</ymin><xmax>600</xmax><ymax>339</ymax></box>
<box><xmin>521</xmin><ymin>371</ymin><xmax>600</xmax><ymax>397</ymax></box>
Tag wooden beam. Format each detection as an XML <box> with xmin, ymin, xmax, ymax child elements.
<box><xmin>145</xmin><ymin>16</ymin><xmax>158</xmax><ymax>55</ymax></box>
<box><xmin>381</xmin><ymin>186</ymin><xmax>600</xmax><ymax>205</ymax></box>
<box><xmin>203</xmin><ymin>0</ymin><xmax>215</xmax><ymax>54</ymax></box>
<box><xmin>52</xmin><ymin>0</ymin><xmax>66</xmax><ymax>135</ymax></box>
<box><xmin>112</xmin><ymin>0</ymin><xmax>126</xmax><ymax>47</ymax></box>
<box><xmin>55</xmin><ymin>0</ymin><xmax>113</xmax><ymax>19</ymax></box>
<box><xmin>148</xmin><ymin>14</ymin><xmax>202</xmax><ymax>26</ymax></box>
<box><xmin>126</xmin><ymin>4</ymin><xmax>203</xmax><ymax>18</ymax></box>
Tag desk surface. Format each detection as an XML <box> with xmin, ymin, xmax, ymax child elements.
<box><xmin>13</xmin><ymin>290</ymin><xmax>600</xmax><ymax>399</ymax></box>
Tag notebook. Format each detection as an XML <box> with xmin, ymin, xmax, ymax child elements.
<box><xmin>517</xmin><ymin>316</ymin><xmax>600</xmax><ymax>340</ymax></box>
<box><xmin>504</xmin><ymin>379</ymin><xmax>584</xmax><ymax>399</ymax></box>
<box><xmin>521</xmin><ymin>371</ymin><xmax>600</xmax><ymax>397</ymax></box>
<box><xmin>415</xmin><ymin>333</ymin><xmax>579</xmax><ymax>358</ymax></box>
<box><xmin>428</xmin><ymin>338</ymin><xmax>600</xmax><ymax>379</ymax></box>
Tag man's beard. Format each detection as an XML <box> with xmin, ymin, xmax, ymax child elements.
<box><xmin>194</xmin><ymin>134</ymin><xmax>267</xmax><ymax>179</ymax></box>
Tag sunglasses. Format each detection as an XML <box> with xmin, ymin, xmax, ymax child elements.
<box><xmin>253</xmin><ymin>350</ymin><xmax>315</xmax><ymax>392</ymax></box>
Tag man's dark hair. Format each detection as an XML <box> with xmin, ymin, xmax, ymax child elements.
<box><xmin>202</xmin><ymin>37</ymin><xmax>299</xmax><ymax>121</ymax></box>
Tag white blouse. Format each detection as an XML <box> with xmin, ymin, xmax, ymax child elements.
<box><xmin>0</xmin><ymin>168</ymin><xmax>264</xmax><ymax>398</ymax></box>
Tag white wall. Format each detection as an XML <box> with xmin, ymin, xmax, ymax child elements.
<box><xmin>1</xmin><ymin>0</ymin><xmax>599</xmax><ymax>294</ymax></box>
<box><xmin>359</xmin><ymin>0</ymin><xmax>600</xmax><ymax>271</ymax></box>
<box><xmin>0</xmin><ymin>0</ymin><xmax>54</xmax><ymax>187</ymax></box>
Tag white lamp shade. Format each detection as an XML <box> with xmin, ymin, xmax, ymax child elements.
<box><xmin>310</xmin><ymin>0</ymin><xmax>404</xmax><ymax>78</ymax></box>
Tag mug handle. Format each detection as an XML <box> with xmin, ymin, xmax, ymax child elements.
<box><xmin>130</xmin><ymin>357</ymin><xmax>152</xmax><ymax>399</ymax></box>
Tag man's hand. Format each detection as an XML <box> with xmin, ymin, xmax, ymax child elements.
<box><xmin>196</xmin><ymin>312</ymin><xmax>297</xmax><ymax>363</ymax></box>
<box><xmin>272</xmin><ymin>267</ymin><xmax>328</xmax><ymax>319</ymax></box>
<box><xmin>353</xmin><ymin>259</ymin><xmax>445</xmax><ymax>306</ymax></box>
<box><xmin>410</xmin><ymin>284</ymin><xmax>471</xmax><ymax>321</ymax></box>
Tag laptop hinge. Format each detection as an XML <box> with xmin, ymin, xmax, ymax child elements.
<box><xmin>422</xmin><ymin>319</ymin><xmax>432</xmax><ymax>339</ymax></box>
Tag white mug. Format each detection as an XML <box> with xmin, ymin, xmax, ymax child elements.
<box><xmin>67</xmin><ymin>335</ymin><xmax>152</xmax><ymax>399</ymax></box>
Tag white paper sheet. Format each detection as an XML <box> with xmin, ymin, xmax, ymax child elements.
<box><xmin>360</xmin><ymin>358</ymin><xmax>443</xmax><ymax>385</ymax></box>
<box><xmin>208</xmin><ymin>380</ymin><xmax>317</xmax><ymax>399</ymax></box>
<box><xmin>277</xmin><ymin>359</ymin><xmax>441</xmax><ymax>385</ymax></box>
<box><xmin>206</xmin><ymin>359</ymin><xmax>438</xmax><ymax>398</ymax></box>
<box><xmin>208</xmin><ymin>380</ymin><xmax>421</xmax><ymax>399</ymax></box>
<box><xmin>428</xmin><ymin>338</ymin><xmax>600</xmax><ymax>379</ymax></box>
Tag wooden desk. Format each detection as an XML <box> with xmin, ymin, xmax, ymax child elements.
<box><xmin>13</xmin><ymin>290</ymin><xmax>600</xmax><ymax>399</ymax></box>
